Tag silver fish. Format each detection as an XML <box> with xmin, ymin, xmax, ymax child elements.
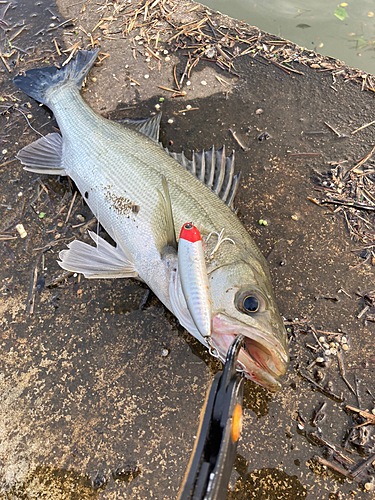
<box><xmin>13</xmin><ymin>50</ymin><xmax>288</xmax><ymax>391</ymax></box>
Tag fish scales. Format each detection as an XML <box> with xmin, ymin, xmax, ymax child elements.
<box><xmin>13</xmin><ymin>50</ymin><xmax>288</xmax><ymax>391</ymax></box>
<box><xmin>53</xmin><ymin>88</ymin><xmax>263</xmax><ymax>275</ymax></box>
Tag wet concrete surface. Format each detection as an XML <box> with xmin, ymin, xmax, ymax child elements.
<box><xmin>1</xmin><ymin>0</ymin><xmax>375</xmax><ymax>499</ymax></box>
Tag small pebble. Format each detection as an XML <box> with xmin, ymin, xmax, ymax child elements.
<box><xmin>341</xmin><ymin>336</ymin><xmax>347</xmax><ymax>344</ymax></box>
<box><xmin>155</xmin><ymin>104</ymin><xmax>161</xmax><ymax>110</ymax></box>
<box><xmin>186</xmin><ymin>104</ymin><xmax>192</xmax><ymax>109</ymax></box>
<box><xmin>323</xmin><ymin>343</ymin><xmax>330</xmax><ymax>350</ymax></box>
<box><xmin>91</xmin><ymin>77</ymin><xmax>97</xmax><ymax>82</ymax></box>
<box><xmin>16</xmin><ymin>223</ymin><xmax>27</xmax><ymax>238</ymax></box>
<box><xmin>329</xmin><ymin>342</ymin><xmax>336</xmax><ymax>348</ymax></box>
<box><xmin>364</xmin><ymin>482</ymin><xmax>374</xmax><ymax>491</ymax></box>
<box><xmin>2</xmin><ymin>149</ymin><xmax>7</xmax><ymax>154</ymax></box>
<box><xmin>146</xmin><ymin>58</ymin><xmax>150</xmax><ymax>62</ymax></box>
<box><xmin>205</xmin><ymin>47</ymin><xmax>216</xmax><ymax>58</ymax></box>
<box><xmin>342</xmin><ymin>344</ymin><xmax>349</xmax><ymax>351</ymax></box>
<box><xmin>291</xmin><ymin>215</ymin><xmax>298</xmax><ymax>221</ymax></box>
<box><xmin>201</xmin><ymin>80</ymin><xmax>207</xmax><ymax>86</ymax></box>
<box><xmin>314</xmin><ymin>369</ymin><xmax>325</xmax><ymax>382</ymax></box>
<box><xmin>165</xmin><ymin>56</ymin><xmax>170</xmax><ymax>62</ymax></box>
<box><xmin>324</xmin><ymin>349</ymin><xmax>331</xmax><ymax>356</ymax></box>
<box><xmin>319</xmin><ymin>336</ymin><xmax>325</xmax><ymax>343</ymax></box>
<box><xmin>144</xmin><ymin>74</ymin><xmax>149</xmax><ymax>79</ymax></box>
<box><xmin>316</xmin><ymin>357</ymin><xmax>325</xmax><ymax>364</ymax></box>
<box><xmin>255</xmin><ymin>108</ymin><xmax>263</xmax><ymax>115</ymax></box>
<box><xmin>167</xmin><ymin>118</ymin><xmax>174</xmax><ymax>124</ymax></box>
<box><xmin>163</xmin><ymin>49</ymin><xmax>168</xmax><ymax>55</ymax></box>
<box><xmin>161</xmin><ymin>348</ymin><xmax>169</xmax><ymax>357</ymax></box>
<box><xmin>186</xmin><ymin>80</ymin><xmax>191</xmax><ymax>86</ymax></box>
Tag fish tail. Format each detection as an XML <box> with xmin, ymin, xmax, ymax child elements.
<box><xmin>13</xmin><ymin>49</ymin><xmax>100</xmax><ymax>105</ymax></box>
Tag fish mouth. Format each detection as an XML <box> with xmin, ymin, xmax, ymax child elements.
<box><xmin>211</xmin><ymin>313</ymin><xmax>289</xmax><ymax>392</ymax></box>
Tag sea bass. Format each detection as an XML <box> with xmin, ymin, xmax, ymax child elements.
<box><xmin>13</xmin><ymin>50</ymin><xmax>288</xmax><ymax>391</ymax></box>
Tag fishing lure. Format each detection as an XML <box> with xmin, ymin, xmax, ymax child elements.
<box><xmin>178</xmin><ymin>223</ymin><xmax>212</xmax><ymax>339</ymax></box>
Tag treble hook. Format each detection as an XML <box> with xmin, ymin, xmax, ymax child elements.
<box><xmin>206</xmin><ymin>228</ymin><xmax>235</xmax><ymax>257</ymax></box>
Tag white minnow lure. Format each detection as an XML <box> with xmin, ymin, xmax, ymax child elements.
<box><xmin>178</xmin><ymin>223</ymin><xmax>212</xmax><ymax>339</ymax></box>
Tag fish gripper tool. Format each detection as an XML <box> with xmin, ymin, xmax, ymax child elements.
<box><xmin>178</xmin><ymin>334</ymin><xmax>245</xmax><ymax>500</ymax></box>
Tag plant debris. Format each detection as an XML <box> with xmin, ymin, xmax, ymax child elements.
<box><xmin>311</xmin><ymin>147</ymin><xmax>375</xmax><ymax>286</ymax></box>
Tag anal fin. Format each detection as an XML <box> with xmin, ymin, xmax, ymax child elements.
<box><xmin>16</xmin><ymin>133</ymin><xmax>66</xmax><ymax>175</ymax></box>
<box><xmin>58</xmin><ymin>230</ymin><xmax>138</xmax><ymax>279</ymax></box>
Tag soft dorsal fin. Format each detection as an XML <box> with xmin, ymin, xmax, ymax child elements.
<box><xmin>117</xmin><ymin>113</ymin><xmax>162</xmax><ymax>142</ymax></box>
<box><xmin>166</xmin><ymin>145</ymin><xmax>241</xmax><ymax>211</ymax></box>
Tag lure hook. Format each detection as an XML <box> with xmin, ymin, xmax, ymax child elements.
<box><xmin>206</xmin><ymin>228</ymin><xmax>235</xmax><ymax>257</ymax></box>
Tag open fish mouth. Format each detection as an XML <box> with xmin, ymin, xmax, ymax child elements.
<box><xmin>211</xmin><ymin>313</ymin><xmax>289</xmax><ymax>392</ymax></box>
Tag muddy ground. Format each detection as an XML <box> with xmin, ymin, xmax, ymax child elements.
<box><xmin>0</xmin><ymin>0</ymin><xmax>375</xmax><ymax>499</ymax></box>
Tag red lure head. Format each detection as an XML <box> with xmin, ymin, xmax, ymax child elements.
<box><xmin>179</xmin><ymin>223</ymin><xmax>201</xmax><ymax>243</ymax></box>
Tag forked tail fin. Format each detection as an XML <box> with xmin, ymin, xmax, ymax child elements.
<box><xmin>13</xmin><ymin>49</ymin><xmax>99</xmax><ymax>105</ymax></box>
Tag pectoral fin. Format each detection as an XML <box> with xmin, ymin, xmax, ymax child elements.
<box><xmin>16</xmin><ymin>133</ymin><xmax>66</xmax><ymax>175</ymax></box>
<box><xmin>155</xmin><ymin>176</ymin><xmax>177</xmax><ymax>254</ymax></box>
<box><xmin>58</xmin><ymin>230</ymin><xmax>138</xmax><ymax>279</ymax></box>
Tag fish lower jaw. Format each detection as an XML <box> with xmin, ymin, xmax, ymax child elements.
<box><xmin>211</xmin><ymin>314</ymin><xmax>288</xmax><ymax>392</ymax></box>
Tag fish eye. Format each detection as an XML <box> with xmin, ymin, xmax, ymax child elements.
<box><xmin>235</xmin><ymin>289</ymin><xmax>265</xmax><ymax>315</ymax></box>
<box><xmin>243</xmin><ymin>295</ymin><xmax>259</xmax><ymax>313</ymax></box>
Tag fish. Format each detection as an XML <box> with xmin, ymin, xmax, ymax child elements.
<box><xmin>13</xmin><ymin>50</ymin><xmax>289</xmax><ymax>391</ymax></box>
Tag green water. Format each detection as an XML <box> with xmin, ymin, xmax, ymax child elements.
<box><xmin>201</xmin><ymin>0</ymin><xmax>375</xmax><ymax>74</ymax></box>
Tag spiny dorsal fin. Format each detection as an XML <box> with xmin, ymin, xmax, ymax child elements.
<box><xmin>166</xmin><ymin>145</ymin><xmax>241</xmax><ymax>211</ymax></box>
<box><xmin>117</xmin><ymin>113</ymin><xmax>162</xmax><ymax>142</ymax></box>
